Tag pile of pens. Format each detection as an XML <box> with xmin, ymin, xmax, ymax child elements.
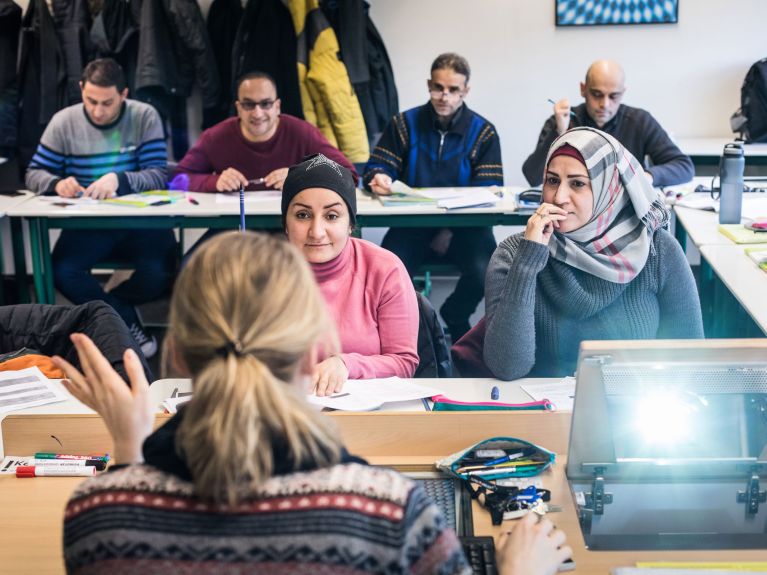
<box><xmin>454</xmin><ymin>448</ymin><xmax>549</xmax><ymax>480</ymax></box>
<box><xmin>16</xmin><ymin>452</ymin><xmax>109</xmax><ymax>478</ymax></box>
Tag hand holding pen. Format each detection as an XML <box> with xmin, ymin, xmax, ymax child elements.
<box><xmin>548</xmin><ymin>98</ymin><xmax>576</xmax><ymax>135</ymax></box>
<box><xmin>216</xmin><ymin>167</ymin><xmax>250</xmax><ymax>192</ymax></box>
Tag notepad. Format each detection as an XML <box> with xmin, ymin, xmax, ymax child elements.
<box><xmin>101</xmin><ymin>190</ymin><xmax>184</xmax><ymax>207</ymax></box>
<box><xmin>717</xmin><ymin>224</ymin><xmax>767</xmax><ymax>244</ymax></box>
<box><xmin>745</xmin><ymin>246</ymin><xmax>767</xmax><ymax>271</ymax></box>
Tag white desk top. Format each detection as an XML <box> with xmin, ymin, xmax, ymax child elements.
<box><xmin>0</xmin><ymin>191</ymin><xmax>34</xmax><ymax>218</ymax></box>
<box><xmin>676</xmin><ymin>137</ymin><xmax>767</xmax><ymax>157</ymax></box>
<box><xmin>700</xmin><ymin>244</ymin><xmax>767</xmax><ymax>333</ymax></box>
<box><xmin>674</xmin><ymin>206</ymin><xmax>734</xmax><ymax>247</ymax></box>
<box><xmin>6</xmin><ymin>187</ymin><xmax>524</xmax><ymax>219</ymax></box>
<box><xmin>0</xmin><ymin>377</ymin><xmax>559</xmax><ymax>458</ymax></box>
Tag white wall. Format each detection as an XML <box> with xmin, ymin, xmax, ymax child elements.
<box><xmin>367</xmin><ymin>0</ymin><xmax>766</xmax><ymax>183</ymax></box>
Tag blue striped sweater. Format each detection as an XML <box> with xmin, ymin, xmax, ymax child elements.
<box><xmin>25</xmin><ymin>100</ymin><xmax>167</xmax><ymax>195</ymax></box>
<box><xmin>363</xmin><ymin>103</ymin><xmax>503</xmax><ymax>189</ymax></box>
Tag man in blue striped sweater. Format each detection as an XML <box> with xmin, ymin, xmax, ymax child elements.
<box><xmin>25</xmin><ymin>58</ymin><xmax>177</xmax><ymax>358</ymax></box>
<box><xmin>363</xmin><ymin>53</ymin><xmax>503</xmax><ymax>341</ymax></box>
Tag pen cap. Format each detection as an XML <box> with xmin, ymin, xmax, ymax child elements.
<box><xmin>16</xmin><ymin>466</ymin><xmax>36</xmax><ymax>478</ymax></box>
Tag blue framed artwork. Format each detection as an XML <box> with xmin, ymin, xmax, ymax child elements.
<box><xmin>556</xmin><ymin>0</ymin><xmax>679</xmax><ymax>26</ymax></box>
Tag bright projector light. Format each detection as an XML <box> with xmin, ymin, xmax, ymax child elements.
<box><xmin>634</xmin><ymin>391</ymin><xmax>696</xmax><ymax>444</ymax></box>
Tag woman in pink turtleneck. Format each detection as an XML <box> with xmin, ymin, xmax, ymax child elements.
<box><xmin>281</xmin><ymin>154</ymin><xmax>419</xmax><ymax>395</ymax></box>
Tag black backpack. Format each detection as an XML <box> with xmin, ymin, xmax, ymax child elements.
<box><xmin>731</xmin><ymin>58</ymin><xmax>767</xmax><ymax>143</ymax></box>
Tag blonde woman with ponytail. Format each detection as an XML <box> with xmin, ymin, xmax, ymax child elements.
<box><xmin>53</xmin><ymin>231</ymin><xmax>471</xmax><ymax>574</ymax></box>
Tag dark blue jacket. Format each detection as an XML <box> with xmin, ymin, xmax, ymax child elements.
<box><xmin>363</xmin><ymin>102</ymin><xmax>503</xmax><ymax>188</ymax></box>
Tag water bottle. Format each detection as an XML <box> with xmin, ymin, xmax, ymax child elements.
<box><xmin>718</xmin><ymin>142</ymin><xmax>745</xmax><ymax>224</ymax></box>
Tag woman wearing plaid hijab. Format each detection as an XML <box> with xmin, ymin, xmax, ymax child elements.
<box><xmin>483</xmin><ymin>127</ymin><xmax>703</xmax><ymax>380</ymax></box>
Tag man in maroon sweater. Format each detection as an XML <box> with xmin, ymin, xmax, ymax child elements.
<box><xmin>171</xmin><ymin>71</ymin><xmax>356</xmax><ymax>192</ymax></box>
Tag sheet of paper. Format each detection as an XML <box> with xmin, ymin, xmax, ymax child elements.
<box><xmin>437</xmin><ymin>188</ymin><xmax>501</xmax><ymax>210</ymax></box>
<box><xmin>675</xmin><ymin>193</ymin><xmax>767</xmax><ymax>216</ymax></box>
<box><xmin>0</xmin><ymin>367</ymin><xmax>68</xmax><ymax>414</ymax></box>
<box><xmin>215</xmin><ymin>191</ymin><xmax>282</xmax><ymax>204</ymax></box>
<box><xmin>674</xmin><ymin>193</ymin><xmax>718</xmax><ymax>211</ymax></box>
<box><xmin>161</xmin><ymin>396</ymin><xmax>192</xmax><ymax>413</ymax></box>
<box><xmin>306</xmin><ymin>377</ymin><xmax>441</xmax><ymax>411</ymax></box>
<box><xmin>742</xmin><ymin>196</ymin><xmax>767</xmax><ymax>219</ymax></box>
<box><xmin>520</xmin><ymin>376</ymin><xmax>576</xmax><ymax>412</ymax></box>
<box><xmin>37</xmin><ymin>196</ymin><xmax>99</xmax><ymax>208</ymax></box>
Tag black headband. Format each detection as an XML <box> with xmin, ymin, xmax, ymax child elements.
<box><xmin>281</xmin><ymin>154</ymin><xmax>357</xmax><ymax>227</ymax></box>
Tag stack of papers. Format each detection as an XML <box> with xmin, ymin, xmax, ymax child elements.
<box><xmin>0</xmin><ymin>367</ymin><xmax>67</xmax><ymax>414</ymax></box>
<box><xmin>381</xmin><ymin>181</ymin><xmax>502</xmax><ymax>210</ymax></box>
<box><xmin>307</xmin><ymin>377</ymin><xmax>441</xmax><ymax>411</ymax></box>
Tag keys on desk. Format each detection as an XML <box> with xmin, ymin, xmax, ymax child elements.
<box><xmin>460</xmin><ymin>536</ymin><xmax>498</xmax><ymax>575</ymax></box>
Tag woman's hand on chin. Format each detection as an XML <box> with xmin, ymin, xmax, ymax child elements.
<box><xmin>524</xmin><ymin>203</ymin><xmax>568</xmax><ymax>245</ymax></box>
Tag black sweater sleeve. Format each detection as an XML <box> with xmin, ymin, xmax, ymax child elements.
<box><xmin>638</xmin><ymin>111</ymin><xmax>694</xmax><ymax>187</ymax></box>
<box><xmin>522</xmin><ymin>115</ymin><xmax>559</xmax><ymax>186</ymax></box>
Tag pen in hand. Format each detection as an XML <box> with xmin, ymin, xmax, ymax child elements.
<box><xmin>248</xmin><ymin>177</ymin><xmax>266</xmax><ymax>185</ymax></box>
<box><xmin>547</xmin><ymin>98</ymin><xmax>577</xmax><ymax>117</ymax></box>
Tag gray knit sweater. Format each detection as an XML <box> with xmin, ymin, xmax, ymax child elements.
<box><xmin>483</xmin><ymin>230</ymin><xmax>704</xmax><ymax>381</ymax></box>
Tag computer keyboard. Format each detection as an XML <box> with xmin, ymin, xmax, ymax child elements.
<box><xmin>417</xmin><ymin>477</ymin><xmax>458</xmax><ymax>532</ymax></box>
<box><xmin>460</xmin><ymin>535</ymin><xmax>498</xmax><ymax>575</ymax></box>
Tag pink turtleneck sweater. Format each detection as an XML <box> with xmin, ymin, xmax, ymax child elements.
<box><xmin>311</xmin><ymin>238</ymin><xmax>419</xmax><ymax>379</ymax></box>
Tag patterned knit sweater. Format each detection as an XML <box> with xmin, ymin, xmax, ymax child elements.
<box><xmin>63</xmin><ymin>414</ymin><xmax>470</xmax><ymax>575</ymax></box>
<box><xmin>483</xmin><ymin>229</ymin><xmax>704</xmax><ymax>380</ymax></box>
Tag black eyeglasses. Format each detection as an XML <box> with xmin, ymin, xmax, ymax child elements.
<box><xmin>238</xmin><ymin>99</ymin><xmax>276</xmax><ymax>111</ymax></box>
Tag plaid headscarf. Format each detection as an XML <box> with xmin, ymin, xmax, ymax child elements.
<box><xmin>545</xmin><ymin>127</ymin><xmax>669</xmax><ymax>284</ymax></box>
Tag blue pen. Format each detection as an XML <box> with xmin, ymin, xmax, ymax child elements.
<box><xmin>547</xmin><ymin>98</ymin><xmax>577</xmax><ymax>117</ymax></box>
<box><xmin>484</xmin><ymin>451</ymin><xmax>525</xmax><ymax>466</ymax></box>
<box><xmin>239</xmin><ymin>185</ymin><xmax>245</xmax><ymax>232</ymax></box>
<box><xmin>491</xmin><ymin>386</ymin><xmax>499</xmax><ymax>400</ymax></box>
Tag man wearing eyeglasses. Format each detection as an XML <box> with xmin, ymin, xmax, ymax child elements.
<box><xmin>522</xmin><ymin>59</ymin><xmax>693</xmax><ymax>187</ymax></box>
<box><xmin>362</xmin><ymin>53</ymin><xmax>503</xmax><ymax>341</ymax></box>
<box><xmin>171</xmin><ymin>71</ymin><xmax>356</xmax><ymax>193</ymax></box>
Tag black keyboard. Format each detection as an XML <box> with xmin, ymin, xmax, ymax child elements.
<box><xmin>460</xmin><ymin>535</ymin><xmax>498</xmax><ymax>575</ymax></box>
<box><xmin>417</xmin><ymin>477</ymin><xmax>458</xmax><ymax>532</ymax></box>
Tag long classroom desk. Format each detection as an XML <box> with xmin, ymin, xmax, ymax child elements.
<box><xmin>2</xmin><ymin>377</ymin><xmax>765</xmax><ymax>574</ymax></box>
<box><xmin>671</xmin><ymin>183</ymin><xmax>767</xmax><ymax>337</ymax></box>
<box><xmin>700</xmin><ymin>243</ymin><xmax>767</xmax><ymax>336</ymax></box>
<box><xmin>0</xmin><ymin>191</ymin><xmax>34</xmax><ymax>304</ymax></box>
<box><xmin>6</xmin><ymin>188</ymin><xmax>531</xmax><ymax>305</ymax></box>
